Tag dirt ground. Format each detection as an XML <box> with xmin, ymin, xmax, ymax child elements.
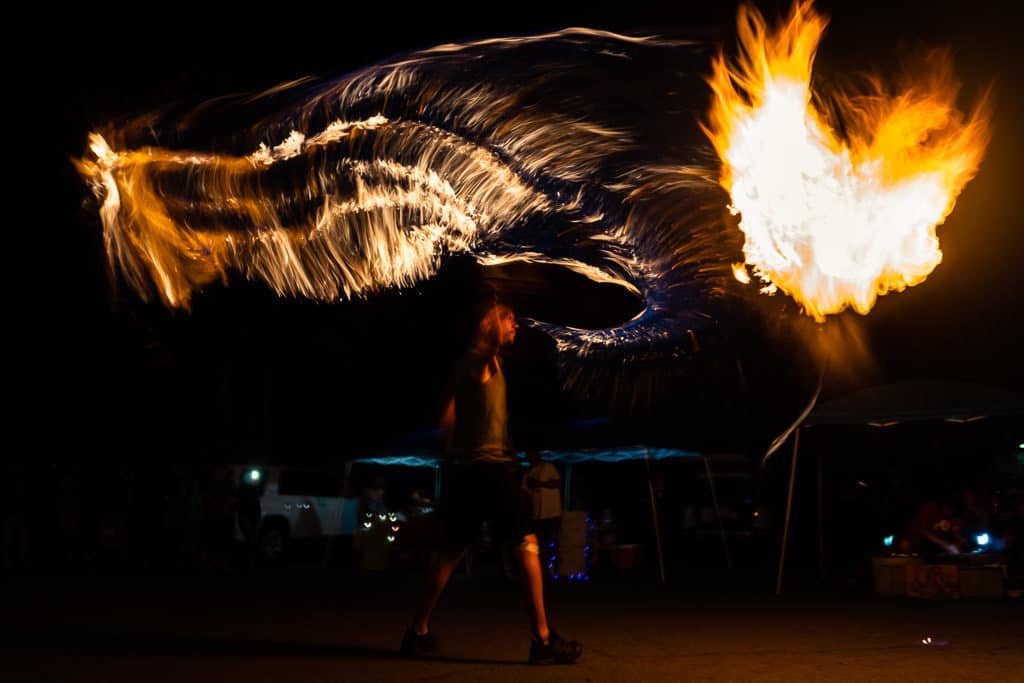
<box><xmin>3</xmin><ymin>568</ymin><xmax>1022</xmax><ymax>682</ymax></box>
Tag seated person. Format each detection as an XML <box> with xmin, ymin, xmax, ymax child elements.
<box><xmin>899</xmin><ymin>494</ymin><xmax>965</xmax><ymax>556</ymax></box>
<box><xmin>958</xmin><ymin>487</ymin><xmax>992</xmax><ymax>547</ymax></box>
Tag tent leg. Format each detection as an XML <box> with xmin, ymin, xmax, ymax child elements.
<box><xmin>564</xmin><ymin>463</ymin><xmax>573</xmax><ymax>511</ymax></box>
<box><xmin>817</xmin><ymin>451</ymin><xmax>824</xmax><ymax>583</ymax></box>
<box><xmin>776</xmin><ymin>428</ymin><xmax>801</xmax><ymax>595</ymax></box>
<box><xmin>644</xmin><ymin>449</ymin><xmax>666</xmax><ymax>584</ymax></box>
<box><xmin>703</xmin><ymin>454</ymin><xmax>733</xmax><ymax>570</ymax></box>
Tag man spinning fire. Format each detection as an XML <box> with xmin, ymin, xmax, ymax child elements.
<box><xmin>401</xmin><ymin>286</ymin><xmax>582</xmax><ymax>665</ymax></box>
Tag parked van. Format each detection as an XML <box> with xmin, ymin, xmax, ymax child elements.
<box><xmin>231</xmin><ymin>465</ymin><xmax>360</xmax><ymax>562</ymax></box>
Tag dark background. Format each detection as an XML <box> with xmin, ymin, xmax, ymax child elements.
<box><xmin>22</xmin><ymin>0</ymin><xmax>1024</xmax><ymax>464</ymax></box>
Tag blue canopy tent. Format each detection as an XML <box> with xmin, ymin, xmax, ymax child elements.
<box><xmin>349</xmin><ymin>419</ymin><xmax>736</xmax><ymax>582</ymax></box>
<box><xmin>772</xmin><ymin>379</ymin><xmax>1024</xmax><ymax>594</ymax></box>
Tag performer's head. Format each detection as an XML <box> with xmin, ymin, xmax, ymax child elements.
<box><xmin>473</xmin><ymin>287</ymin><xmax>517</xmax><ymax>350</ymax></box>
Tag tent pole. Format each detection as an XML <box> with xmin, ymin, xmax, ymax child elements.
<box><xmin>817</xmin><ymin>449</ymin><xmax>824</xmax><ymax>583</ymax></box>
<box><xmin>434</xmin><ymin>465</ymin><xmax>441</xmax><ymax>502</ymax></box>
<box><xmin>644</xmin><ymin>448</ymin><xmax>666</xmax><ymax>584</ymax></box>
<box><xmin>703</xmin><ymin>454</ymin><xmax>733</xmax><ymax>570</ymax></box>
<box><xmin>776</xmin><ymin>427</ymin><xmax>801</xmax><ymax>595</ymax></box>
<box><xmin>564</xmin><ymin>463</ymin><xmax>573</xmax><ymax>511</ymax></box>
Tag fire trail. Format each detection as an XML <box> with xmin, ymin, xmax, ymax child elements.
<box><xmin>76</xmin><ymin>2</ymin><xmax>989</xmax><ymax>404</ymax></box>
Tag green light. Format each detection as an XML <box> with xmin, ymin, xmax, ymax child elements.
<box><xmin>247</xmin><ymin>469</ymin><xmax>261</xmax><ymax>482</ymax></box>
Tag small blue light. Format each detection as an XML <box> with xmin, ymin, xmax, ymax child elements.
<box><xmin>883</xmin><ymin>535</ymin><xmax>894</xmax><ymax>547</ymax></box>
<box><xmin>247</xmin><ymin>469</ymin><xmax>261</xmax><ymax>483</ymax></box>
<box><xmin>976</xmin><ymin>532</ymin><xmax>990</xmax><ymax>547</ymax></box>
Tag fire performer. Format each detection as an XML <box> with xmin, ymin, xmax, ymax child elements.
<box><xmin>401</xmin><ymin>286</ymin><xmax>582</xmax><ymax>665</ymax></box>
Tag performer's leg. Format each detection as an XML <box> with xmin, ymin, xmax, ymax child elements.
<box><xmin>516</xmin><ymin>533</ymin><xmax>550</xmax><ymax>643</ymax></box>
<box><xmin>412</xmin><ymin>546</ymin><xmax>464</xmax><ymax>634</ymax></box>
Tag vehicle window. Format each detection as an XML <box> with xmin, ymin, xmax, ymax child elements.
<box><xmin>278</xmin><ymin>470</ymin><xmax>343</xmax><ymax>497</ymax></box>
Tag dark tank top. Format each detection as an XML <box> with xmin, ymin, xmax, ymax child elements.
<box><xmin>448</xmin><ymin>352</ymin><xmax>516</xmax><ymax>464</ymax></box>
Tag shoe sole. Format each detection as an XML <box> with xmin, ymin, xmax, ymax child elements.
<box><xmin>400</xmin><ymin>644</ymin><xmax>441</xmax><ymax>657</ymax></box>
<box><xmin>529</xmin><ymin>650</ymin><xmax>582</xmax><ymax>665</ymax></box>
<box><xmin>529</xmin><ymin>656</ymin><xmax>579</xmax><ymax>665</ymax></box>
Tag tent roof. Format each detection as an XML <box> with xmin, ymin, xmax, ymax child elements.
<box><xmin>355</xmin><ymin>445</ymin><xmax>704</xmax><ymax>468</ymax></box>
<box><xmin>349</xmin><ymin>417</ymin><xmax>717</xmax><ymax>467</ymax></box>
<box><xmin>804</xmin><ymin>379</ymin><xmax>1024</xmax><ymax>426</ymax></box>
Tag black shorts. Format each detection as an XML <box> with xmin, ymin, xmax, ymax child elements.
<box><xmin>439</xmin><ymin>462</ymin><xmax>533</xmax><ymax>547</ymax></box>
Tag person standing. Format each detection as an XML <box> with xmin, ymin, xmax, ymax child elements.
<box><xmin>401</xmin><ymin>287</ymin><xmax>582</xmax><ymax>665</ymax></box>
<box><xmin>523</xmin><ymin>449</ymin><xmax>562</xmax><ymax>578</ymax></box>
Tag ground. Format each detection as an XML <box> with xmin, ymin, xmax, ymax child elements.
<box><xmin>3</xmin><ymin>565</ymin><xmax>1021</xmax><ymax>682</ymax></box>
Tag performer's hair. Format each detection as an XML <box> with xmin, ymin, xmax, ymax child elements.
<box><xmin>470</xmin><ymin>283</ymin><xmax>500</xmax><ymax>321</ymax></box>
<box><xmin>470</xmin><ymin>283</ymin><xmax>506</xmax><ymax>343</ymax></box>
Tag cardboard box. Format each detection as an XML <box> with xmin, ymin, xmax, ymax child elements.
<box><xmin>907</xmin><ymin>563</ymin><xmax>960</xmax><ymax>599</ymax></box>
<box><xmin>557</xmin><ymin>511</ymin><xmax>588</xmax><ymax>576</ymax></box>
<box><xmin>959</xmin><ymin>567</ymin><xmax>1005</xmax><ymax>598</ymax></box>
<box><xmin>872</xmin><ymin>556</ymin><xmax>921</xmax><ymax>595</ymax></box>
<box><xmin>558</xmin><ymin>511</ymin><xmax>588</xmax><ymax>545</ymax></box>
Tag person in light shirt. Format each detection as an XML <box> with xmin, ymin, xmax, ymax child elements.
<box><xmin>522</xmin><ymin>449</ymin><xmax>562</xmax><ymax>577</ymax></box>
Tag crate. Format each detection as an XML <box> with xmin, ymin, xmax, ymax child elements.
<box><xmin>872</xmin><ymin>556</ymin><xmax>921</xmax><ymax>595</ymax></box>
<box><xmin>959</xmin><ymin>567</ymin><xmax>1005</xmax><ymax>598</ymax></box>
<box><xmin>614</xmin><ymin>544</ymin><xmax>646</xmax><ymax>571</ymax></box>
<box><xmin>907</xmin><ymin>563</ymin><xmax>960</xmax><ymax>599</ymax></box>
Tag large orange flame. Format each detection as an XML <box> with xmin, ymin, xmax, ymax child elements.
<box><xmin>704</xmin><ymin>0</ymin><xmax>992</xmax><ymax>321</ymax></box>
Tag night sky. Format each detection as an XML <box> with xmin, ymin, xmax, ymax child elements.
<box><xmin>25</xmin><ymin>0</ymin><xmax>1024</xmax><ymax>464</ymax></box>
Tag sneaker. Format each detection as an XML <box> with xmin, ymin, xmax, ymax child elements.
<box><xmin>400</xmin><ymin>627</ymin><xmax>440</xmax><ymax>657</ymax></box>
<box><xmin>528</xmin><ymin>630</ymin><xmax>582</xmax><ymax>665</ymax></box>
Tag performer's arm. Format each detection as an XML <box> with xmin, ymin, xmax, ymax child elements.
<box><xmin>923</xmin><ymin>528</ymin><xmax>960</xmax><ymax>554</ymax></box>
<box><xmin>440</xmin><ymin>397</ymin><xmax>456</xmax><ymax>438</ymax></box>
<box><xmin>438</xmin><ymin>364</ymin><xmax>457</xmax><ymax>444</ymax></box>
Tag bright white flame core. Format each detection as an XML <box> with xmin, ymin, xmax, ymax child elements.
<box><xmin>706</xmin><ymin>1</ymin><xmax>991</xmax><ymax>321</ymax></box>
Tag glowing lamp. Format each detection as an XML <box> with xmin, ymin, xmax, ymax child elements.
<box><xmin>883</xmin><ymin>535</ymin><xmax>894</xmax><ymax>548</ymax></box>
<box><xmin>976</xmin><ymin>533</ymin><xmax>990</xmax><ymax>547</ymax></box>
<box><xmin>247</xmin><ymin>469</ymin><xmax>261</xmax><ymax>483</ymax></box>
